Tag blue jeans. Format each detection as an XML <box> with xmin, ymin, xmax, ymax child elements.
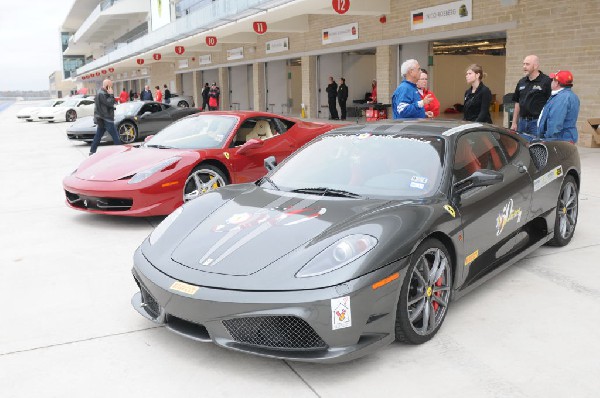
<box><xmin>518</xmin><ymin>118</ymin><xmax>539</xmax><ymax>135</ymax></box>
<box><xmin>90</xmin><ymin>118</ymin><xmax>121</xmax><ymax>154</ymax></box>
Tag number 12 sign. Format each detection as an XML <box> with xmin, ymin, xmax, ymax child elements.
<box><xmin>332</xmin><ymin>0</ymin><xmax>350</xmax><ymax>14</ymax></box>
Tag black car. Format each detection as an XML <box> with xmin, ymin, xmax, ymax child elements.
<box><xmin>66</xmin><ymin>101</ymin><xmax>200</xmax><ymax>144</ymax></box>
<box><xmin>131</xmin><ymin>120</ymin><xmax>580</xmax><ymax>363</ymax></box>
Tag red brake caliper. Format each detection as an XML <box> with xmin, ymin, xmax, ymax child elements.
<box><xmin>432</xmin><ymin>278</ymin><xmax>442</xmax><ymax>311</ymax></box>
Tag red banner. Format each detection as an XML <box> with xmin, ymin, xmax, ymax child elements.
<box><xmin>175</xmin><ymin>46</ymin><xmax>185</xmax><ymax>55</ymax></box>
<box><xmin>153</xmin><ymin>53</ymin><xmax>161</xmax><ymax>61</ymax></box>
<box><xmin>108</xmin><ymin>67</ymin><xmax>114</xmax><ymax>73</ymax></box>
<box><xmin>136</xmin><ymin>59</ymin><xmax>144</xmax><ymax>65</ymax></box>
<box><xmin>101</xmin><ymin>70</ymin><xmax>107</xmax><ymax>75</ymax></box>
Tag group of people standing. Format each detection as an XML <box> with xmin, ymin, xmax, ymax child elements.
<box><xmin>200</xmin><ymin>82</ymin><xmax>221</xmax><ymax>111</ymax></box>
<box><xmin>391</xmin><ymin>55</ymin><xmax>580</xmax><ymax>143</ymax></box>
<box><xmin>119</xmin><ymin>84</ymin><xmax>172</xmax><ymax>104</ymax></box>
<box><xmin>326</xmin><ymin>77</ymin><xmax>349</xmax><ymax>120</ymax></box>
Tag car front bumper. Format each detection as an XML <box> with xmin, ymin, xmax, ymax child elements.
<box><xmin>131</xmin><ymin>247</ymin><xmax>406</xmax><ymax>363</ymax></box>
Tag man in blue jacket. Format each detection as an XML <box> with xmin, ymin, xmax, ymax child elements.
<box><xmin>537</xmin><ymin>70</ymin><xmax>580</xmax><ymax>142</ymax></box>
<box><xmin>392</xmin><ymin>59</ymin><xmax>433</xmax><ymax>119</ymax></box>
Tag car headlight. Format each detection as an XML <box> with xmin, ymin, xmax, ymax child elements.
<box><xmin>149</xmin><ymin>206</ymin><xmax>183</xmax><ymax>244</ymax></box>
<box><xmin>128</xmin><ymin>156</ymin><xmax>181</xmax><ymax>184</ymax></box>
<box><xmin>296</xmin><ymin>234</ymin><xmax>378</xmax><ymax>278</ymax></box>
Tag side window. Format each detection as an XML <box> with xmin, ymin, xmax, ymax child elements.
<box><xmin>82</xmin><ymin>100</ymin><xmax>94</xmax><ymax>106</ymax></box>
<box><xmin>231</xmin><ymin>120</ymin><xmax>256</xmax><ymax>147</ymax></box>
<box><xmin>493</xmin><ymin>131</ymin><xmax>520</xmax><ymax>161</ymax></box>
<box><xmin>273</xmin><ymin>118</ymin><xmax>295</xmax><ymax>134</ymax></box>
<box><xmin>453</xmin><ymin>131</ymin><xmax>506</xmax><ymax>181</ymax></box>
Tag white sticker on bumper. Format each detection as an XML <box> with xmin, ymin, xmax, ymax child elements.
<box><xmin>331</xmin><ymin>296</ymin><xmax>352</xmax><ymax>330</ymax></box>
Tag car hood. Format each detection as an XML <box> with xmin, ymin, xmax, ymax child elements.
<box><xmin>37</xmin><ymin>106</ymin><xmax>64</xmax><ymax>115</ymax></box>
<box><xmin>142</xmin><ymin>185</ymin><xmax>444</xmax><ymax>289</ymax></box>
<box><xmin>75</xmin><ymin>146</ymin><xmax>192</xmax><ymax>182</ymax></box>
<box><xmin>68</xmin><ymin>115</ymin><xmax>95</xmax><ymax>130</ymax></box>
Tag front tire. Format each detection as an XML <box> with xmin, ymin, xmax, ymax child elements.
<box><xmin>183</xmin><ymin>164</ymin><xmax>228</xmax><ymax>202</ymax></box>
<box><xmin>177</xmin><ymin>100</ymin><xmax>189</xmax><ymax>108</ymax></box>
<box><xmin>66</xmin><ymin>109</ymin><xmax>77</xmax><ymax>122</ymax></box>
<box><xmin>548</xmin><ymin>174</ymin><xmax>578</xmax><ymax>247</ymax></box>
<box><xmin>395</xmin><ymin>238</ymin><xmax>452</xmax><ymax>344</ymax></box>
<box><xmin>118</xmin><ymin>122</ymin><xmax>138</xmax><ymax>144</ymax></box>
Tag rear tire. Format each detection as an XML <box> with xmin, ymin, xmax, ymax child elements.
<box><xmin>183</xmin><ymin>164</ymin><xmax>228</xmax><ymax>202</ymax></box>
<box><xmin>177</xmin><ymin>100</ymin><xmax>189</xmax><ymax>108</ymax></box>
<box><xmin>548</xmin><ymin>174</ymin><xmax>578</xmax><ymax>247</ymax></box>
<box><xmin>395</xmin><ymin>238</ymin><xmax>452</xmax><ymax>344</ymax></box>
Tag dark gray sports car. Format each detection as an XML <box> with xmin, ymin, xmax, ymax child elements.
<box><xmin>66</xmin><ymin>101</ymin><xmax>200</xmax><ymax>144</ymax></box>
<box><xmin>131</xmin><ymin>120</ymin><xmax>580</xmax><ymax>363</ymax></box>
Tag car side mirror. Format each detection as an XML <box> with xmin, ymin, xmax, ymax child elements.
<box><xmin>237</xmin><ymin>138</ymin><xmax>264</xmax><ymax>155</ymax></box>
<box><xmin>264</xmin><ymin>155</ymin><xmax>277</xmax><ymax>171</ymax></box>
<box><xmin>453</xmin><ymin>169</ymin><xmax>504</xmax><ymax>196</ymax></box>
<box><xmin>144</xmin><ymin>135</ymin><xmax>154</xmax><ymax>142</ymax></box>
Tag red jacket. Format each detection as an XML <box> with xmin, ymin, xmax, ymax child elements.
<box><xmin>119</xmin><ymin>91</ymin><xmax>128</xmax><ymax>104</ymax></box>
<box><xmin>420</xmin><ymin>89</ymin><xmax>440</xmax><ymax>117</ymax></box>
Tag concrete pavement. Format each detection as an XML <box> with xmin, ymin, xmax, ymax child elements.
<box><xmin>1</xmin><ymin>101</ymin><xmax>599</xmax><ymax>397</ymax></box>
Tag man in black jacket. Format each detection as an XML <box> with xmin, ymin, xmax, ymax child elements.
<box><xmin>163</xmin><ymin>84</ymin><xmax>171</xmax><ymax>104</ymax></box>
<box><xmin>201</xmin><ymin>83</ymin><xmax>210</xmax><ymax>111</ymax></box>
<box><xmin>337</xmin><ymin>78</ymin><xmax>348</xmax><ymax>120</ymax></box>
<box><xmin>326</xmin><ymin>76</ymin><xmax>339</xmax><ymax>120</ymax></box>
<box><xmin>90</xmin><ymin>79</ymin><xmax>121</xmax><ymax>155</ymax></box>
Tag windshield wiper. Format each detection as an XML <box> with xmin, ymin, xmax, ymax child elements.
<box><xmin>260</xmin><ymin>176</ymin><xmax>280</xmax><ymax>190</ymax></box>
<box><xmin>290</xmin><ymin>187</ymin><xmax>362</xmax><ymax>198</ymax></box>
<box><xmin>146</xmin><ymin>144</ymin><xmax>174</xmax><ymax>149</ymax></box>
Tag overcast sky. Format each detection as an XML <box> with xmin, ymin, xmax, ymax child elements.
<box><xmin>0</xmin><ymin>1</ymin><xmax>72</xmax><ymax>91</ymax></box>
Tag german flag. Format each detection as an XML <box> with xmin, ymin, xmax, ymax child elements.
<box><xmin>323</xmin><ymin>31</ymin><xmax>329</xmax><ymax>40</ymax></box>
<box><xmin>412</xmin><ymin>12</ymin><xmax>424</xmax><ymax>24</ymax></box>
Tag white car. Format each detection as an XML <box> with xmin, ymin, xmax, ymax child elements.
<box><xmin>37</xmin><ymin>98</ymin><xmax>95</xmax><ymax>122</ymax></box>
<box><xmin>16</xmin><ymin>99</ymin><xmax>65</xmax><ymax>121</ymax></box>
<box><xmin>169</xmin><ymin>93</ymin><xmax>195</xmax><ymax>107</ymax></box>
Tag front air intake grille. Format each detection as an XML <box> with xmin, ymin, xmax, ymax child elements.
<box><xmin>65</xmin><ymin>190</ymin><xmax>133</xmax><ymax>211</ymax></box>
<box><xmin>529</xmin><ymin>144</ymin><xmax>548</xmax><ymax>170</ymax></box>
<box><xmin>222</xmin><ymin>316</ymin><xmax>327</xmax><ymax>351</ymax></box>
<box><xmin>134</xmin><ymin>276</ymin><xmax>160</xmax><ymax>319</ymax></box>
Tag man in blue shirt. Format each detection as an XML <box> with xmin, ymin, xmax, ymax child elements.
<box><xmin>392</xmin><ymin>59</ymin><xmax>434</xmax><ymax>119</ymax></box>
<box><xmin>537</xmin><ymin>70</ymin><xmax>580</xmax><ymax>143</ymax></box>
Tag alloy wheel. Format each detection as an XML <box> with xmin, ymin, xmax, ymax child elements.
<box><xmin>406</xmin><ymin>248</ymin><xmax>451</xmax><ymax>336</ymax></box>
<box><xmin>66</xmin><ymin>110</ymin><xmax>77</xmax><ymax>122</ymax></box>
<box><xmin>118</xmin><ymin>123</ymin><xmax>137</xmax><ymax>144</ymax></box>
<box><xmin>183</xmin><ymin>168</ymin><xmax>226</xmax><ymax>202</ymax></box>
<box><xmin>557</xmin><ymin>180</ymin><xmax>578</xmax><ymax>240</ymax></box>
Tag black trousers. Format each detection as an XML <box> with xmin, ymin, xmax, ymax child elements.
<box><xmin>338</xmin><ymin>99</ymin><xmax>347</xmax><ymax>120</ymax></box>
<box><xmin>328</xmin><ymin>97</ymin><xmax>339</xmax><ymax>119</ymax></box>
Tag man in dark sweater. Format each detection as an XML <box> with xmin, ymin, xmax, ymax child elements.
<box><xmin>90</xmin><ymin>79</ymin><xmax>121</xmax><ymax>155</ymax></box>
<box><xmin>510</xmin><ymin>55</ymin><xmax>552</xmax><ymax>134</ymax></box>
<box><xmin>326</xmin><ymin>76</ymin><xmax>339</xmax><ymax>120</ymax></box>
<box><xmin>337</xmin><ymin>78</ymin><xmax>348</xmax><ymax>120</ymax></box>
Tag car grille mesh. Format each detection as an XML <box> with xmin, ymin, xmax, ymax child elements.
<box><xmin>529</xmin><ymin>144</ymin><xmax>548</xmax><ymax>170</ymax></box>
<box><xmin>222</xmin><ymin>316</ymin><xmax>327</xmax><ymax>350</ymax></box>
<box><xmin>134</xmin><ymin>276</ymin><xmax>161</xmax><ymax>319</ymax></box>
<box><xmin>65</xmin><ymin>190</ymin><xmax>133</xmax><ymax>211</ymax></box>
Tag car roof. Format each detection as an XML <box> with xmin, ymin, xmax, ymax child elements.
<box><xmin>326</xmin><ymin>119</ymin><xmax>512</xmax><ymax>143</ymax></box>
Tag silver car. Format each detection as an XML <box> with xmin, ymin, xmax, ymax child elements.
<box><xmin>169</xmin><ymin>93</ymin><xmax>194</xmax><ymax>108</ymax></box>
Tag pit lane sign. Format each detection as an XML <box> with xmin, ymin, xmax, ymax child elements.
<box><xmin>411</xmin><ymin>0</ymin><xmax>472</xmax><ymax>30</ymax></box>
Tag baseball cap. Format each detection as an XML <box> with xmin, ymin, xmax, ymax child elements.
<box><xmin>549</xmin><ymin>70</ymin><xmax>574</xmax><ymax>86</ymax></box>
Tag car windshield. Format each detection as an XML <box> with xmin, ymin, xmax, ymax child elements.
<box><xmin>115</xmin><ymin>102</ymin><xmax>140</xmax><ymax>116</ymax></box>
<box><xmin>145</xmin><ymin>115</ymin><xmax>237</xmax><ymax>149</ymax></box>
<box><xmin>269</xmin><ymin>133</ymin><xmax>445</xmax><ymax>198</ymax></box>
<box><xmin>60</xmin><ymin>99</ymin><xmax>79</xmax><ymax>107</ymax></box>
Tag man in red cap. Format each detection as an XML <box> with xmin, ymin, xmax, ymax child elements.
<box><xmin>536</xmin><ymin>70</ymin><xmax>580</xmax><ymax>142</ymax></box>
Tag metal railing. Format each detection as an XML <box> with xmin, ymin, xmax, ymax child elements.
<box><xmin>77</xmin><ymin>0</ymin><xmax>294</xmax><ymax>75</ymax></box>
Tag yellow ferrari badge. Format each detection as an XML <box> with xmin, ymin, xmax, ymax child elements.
<box><xmin>223</xmin><ymin>152</ymin><xmax>230</xmax><ymax>159</ymax></box>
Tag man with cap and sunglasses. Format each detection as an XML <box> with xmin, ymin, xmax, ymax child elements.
<box><xmin>536</xmin><ymin>70</ymin><xmax>580</xmax><ymax>143</ymax></box>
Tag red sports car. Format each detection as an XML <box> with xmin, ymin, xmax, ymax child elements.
<box><xmin>63</xmin><ymin>111</ymin><xmax>339</xmax><ymax>216</ymax></box>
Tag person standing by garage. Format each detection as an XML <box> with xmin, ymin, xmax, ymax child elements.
<box><xmin>208</xmin><ymin>82</ymin><xmax>220</xmax><ymax>110</ymax></box>
<box><xmin>510</xmin><ymin>55</ymin><xmax>552</xmax><ymax>133</ymax></box>
<box><xmin>155</xmin><ymin>86</ymin><xmax>163</xmax><ymax>103</ymax></box>
<box><xmin>201</xmin><ymin>83</ymin><xmax>210</xmax><ymax>111</ymax></box>
<box><xmin>326</xmin><ymin>76</ymin><xmax>339</xmax><ymax>120</ymax></box>
<box><xmin>392</xmin><ymin>59</ymin><xmax>432</xmax><ymax>119</ymax></box>
<box><xmin>417</xmin><ymin>69</ymin><xmax>439</xmax><ymax>117</ymax></box>
<box><xmin>463</xmin><ymin>64</ymin><xmax>492</xmax><ymax>123</ymax></box>
<box><xmin>119</xmin><ymin>88</ymin><xmax>128</xmax><ymax>105</ymax></box>
<box><xmin>140</xmin><ymin>85</ymin><xmax>153</xmax><ymax>101</ymax></box>
<box><xmin>536</xmin><ymin>70</ymin><xmax>580</xmax><ymax>142</ymax></box>
<box><xmin>90</xmin><ymin>79</ymin><xmax>121</xmax><ymax>156</ymax></box>
<box><xmin>163</xmin><ymin>84</ymin><xmax>171</xmax><ymax>104</ymax></box>
<box><xmin>337</xmin><ymin>78</ymin><xmax>348</xmax><ymax>120</ymax></box>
